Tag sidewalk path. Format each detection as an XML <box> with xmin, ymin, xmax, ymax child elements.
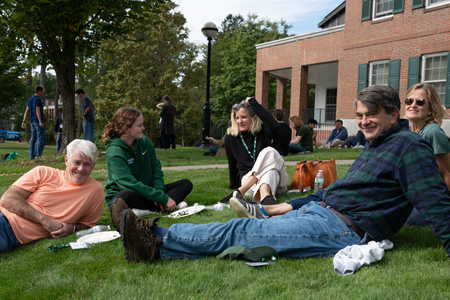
<box><xmin>0</xmin><ymin>160</ymin><xmax>355</xmax><ymax>176</ymax></box>
<box><xmin>162</xmin><ymin>160</ymin><xmax>355</xmax><ymax>171</ymax></box>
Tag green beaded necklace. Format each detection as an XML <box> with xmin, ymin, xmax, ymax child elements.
<box><xmin>240</xmin><ymin>134</ymin><xmax>257</xmax><ymax>161</ymax></box>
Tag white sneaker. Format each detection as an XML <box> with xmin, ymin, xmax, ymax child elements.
<box><xmin>177</xmin><ymin>201</ymin><xmax>188</xmax><ymax>209</ymax></box>
<box><xmin>131</xmin><ymin>209</ymin><xmax>153</xmax><ymax>218</ymax></box>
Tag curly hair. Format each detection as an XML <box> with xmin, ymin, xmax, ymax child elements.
<box><xmin>405</xmin><ymin>83</ymin><xmax>446</xmax><ymax>126</ymax></box>
<box><xmin>102</xmin><ymin>107</ymin><xmax>142</xmax><ymax>143</ymax></box>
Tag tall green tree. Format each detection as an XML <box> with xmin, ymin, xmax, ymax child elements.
<box><xmin>209</xmin><ymin>14</ymin><xmax>292</xmax><ymax>118</ymax></box>
<box><xmin>96</xmin><ymin>1</ymin><xmax>204</xmax><ymax>145</ymax></box>
<box><xmin>0</xmin><ymin>16</ymin><xmax>27</xmax><ymax>118</ymax></box>
<box><xmin>1</xmin><ymin>0</ymin><xmax>164</xmax><ymax>150</ymax></box>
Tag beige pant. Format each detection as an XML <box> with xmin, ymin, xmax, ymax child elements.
<box><xmin>330</xmin><ymin>139</ymin><xmax>343</xmax><ymax>147</ymax></box>
<box><xmin>241</xmin><ymin>147</ymin><xmax>288</xmax><ymax>202</ymax></box>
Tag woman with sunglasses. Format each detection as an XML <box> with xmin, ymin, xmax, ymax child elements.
<box><xmin>220</xmin><ymin>97</ymin><xmax>288</xmax><ymax>206</ymax></box>
<box><xmin>404</xmin><ymin>83</ymin><xmax>450</xmax><ymax>225</ymax></box>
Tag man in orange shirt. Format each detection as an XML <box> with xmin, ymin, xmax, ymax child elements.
<box><xmin>0</xmin><ymin>139</ymin><xmax>105</xmax><ymax>253</ymax></box>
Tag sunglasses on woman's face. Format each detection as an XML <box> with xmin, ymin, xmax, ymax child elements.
<box><xmin>404</xmin><ymin>98</ymin><xmax>428</xmax><ymax>106</ymax></box>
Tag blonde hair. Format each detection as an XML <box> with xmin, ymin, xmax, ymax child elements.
<box><xmin>227</xmin><ymin>105</ymin><xmax>262</xmax><ymax>137</ymax></box>
<box><xmin>405</xmin><ymin>83</ymin><xmax>446</xmax><ymax>126</ymax></box>
<box><xmin>102</xmin><ymin>107</ymin><xmax>142</xmax><ymax>143</ymax></box>
<box><xmin>289</xmin><ymin>116</ymin><xmax>304</xmax><ymax>130</ymax></box>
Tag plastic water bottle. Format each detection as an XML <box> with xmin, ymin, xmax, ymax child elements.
<box><xmin>314</xmin><ymin>170</ymin><xmax>324</xmax><ymax>192</ymax></box>
<box><xmin>76</xmin><ymin>225</ymin><xmax>110</xmax><ymax>237</ymax></box>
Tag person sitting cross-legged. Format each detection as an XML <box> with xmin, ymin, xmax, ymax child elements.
<box><xmin>114</xmin><ymin>85</ymin><xmax>450</xmax><ymax>263</ymax></box>
<box><xmin>323</xmin><ymin>119</ymin><xmax>348</xmax><ymax>148</ymax></box>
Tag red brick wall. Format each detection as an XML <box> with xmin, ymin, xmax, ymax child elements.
<box><xmin>338</xmin><ymin>0</ymin><xmax>450</xmax><ymax>119</ymax></box>
<box><xmin>255</xmin><ymin>0</ymin><xmax>450</xmax><ymax>120</ymax></box>
<box><xmin>276</xmin><ymin>78</ymin><xmax>287</xmax><ymax>109</ymax></box>
<box><xmin>255</xmin><ymin>31</ymin><xmax>345</xmax><ymax>116</ymax></box>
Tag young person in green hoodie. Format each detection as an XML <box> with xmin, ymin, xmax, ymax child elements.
<box><xmin>102</xmin><ymin>107</ymin><xmax>192</xmax><ymax>229</ymax></box>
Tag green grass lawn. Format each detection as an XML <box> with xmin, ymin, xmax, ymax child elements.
<box><xmin>0</xmin><ymin>141</ymin><xmax>361</xmax><ymax>174</ymax></box>
<box><xmin>1</xmin><ymin>143</ymin><xmax>450</xmax><ymax>299</ymax></box>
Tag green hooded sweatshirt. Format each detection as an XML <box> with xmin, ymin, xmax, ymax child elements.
<box><xmin>104</xmin><ymin>136</ymin><xmax>167</xmax><ymax>206</ymax></box>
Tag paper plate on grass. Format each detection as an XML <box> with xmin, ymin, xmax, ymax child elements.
<box><xmin>167</xmin><ymin>205</ymin><xmax>205</xmax><ymax>218</ymax></box>
<box><xmin>77</xmin><ymin>231</ymin><xmax>121</xmax><ymax>244</ymax></box>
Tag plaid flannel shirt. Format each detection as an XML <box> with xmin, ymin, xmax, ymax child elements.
<box><xmin>322</xmin><ymin>119</ymin><xmax>450</xmax><ymax>255</ymax></box>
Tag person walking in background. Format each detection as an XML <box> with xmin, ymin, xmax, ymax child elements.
<box><xmin>76</xmin><ymin>88</ymin><xmax>95</xmax><ymax>143</ymax></box>
<box><xmin>271</xmin><ymin>109</ymin><xmax>290</xmax><ymax>156</ymax></box>
<box><xmin>22</xmin><ymin>85</ymin><xmax>46</xmax><ymax>159</ymax></box>
<box><xmin>159</xmin><ymin>95</ymin><xmax>176</xmax><ymax>150</ymax></box>
<box><xmin>54</xmin><ymin>112</ymin><xmax>63</xmax><ymax>154</ymax></box>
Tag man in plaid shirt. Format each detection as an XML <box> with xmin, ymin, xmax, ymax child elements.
<box><xmin>117</xmin><ymin>85</ymin><xmax>450</xmax><ymax>262</ymax></box>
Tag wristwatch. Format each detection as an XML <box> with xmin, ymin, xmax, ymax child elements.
<box><xmin>72</xmin><ymin>224</ymin><xmax>76</xmax><ymax>233</ymax></box>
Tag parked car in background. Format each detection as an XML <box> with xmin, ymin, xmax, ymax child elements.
<box><xmin>0</xmin><ymin>129</ymin><xmax>25</xmax><ymax>143</ymax></box>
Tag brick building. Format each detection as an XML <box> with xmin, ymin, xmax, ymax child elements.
<box><xmin>255</xmin><ymin>0</ymin><xmax>450</xmax><ymax>135</ymax></box>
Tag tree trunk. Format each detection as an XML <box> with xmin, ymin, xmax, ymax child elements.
<box><xmin>25</xmin><ymin>64</ymin><xmax>33</xmax><ymax>136</ymax></box>
<box><xmin>76</xmin><ymin>56</ymin><xmax>84</xmax><ymax>139</ymax></box>
<box><xmin>53</xmin><ymin>38</ymin><xmax>77</xmax><ymax>152</ymax></box>
<box><xmin>55</xmin><ymin>81</ymin><xmax>59</xmax><ymax>120</ymax></box>
<box><xmin>28</xmin><ymin>64</ymin><xmax>33</xmax><ymax>98</ymax></box>
<box><xmin>40</xmin><ymin>63</ymin><xmax>46</xmax><ymax>103</ymax></box>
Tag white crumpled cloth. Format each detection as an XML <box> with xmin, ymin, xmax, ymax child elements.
<box><xmin>333</xmin><ymin>240</ymin><xmax>394</xmax><ymax>276</ymax></box>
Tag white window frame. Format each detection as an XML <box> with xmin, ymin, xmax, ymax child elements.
<box><xmin>369</xmin><ymin>60</ymin><xmax>390</xmax><ymax>86</ymax></box>
<box><xmin>325</xmin><ymin>88</ymin><xmax>337</xmax><ymax>122</ymax></box>
<box><xmin>426</xmin><ymin>0</ymin><xmax>450</xmax><ymax>9</ymax></box>
<box><xmin>372</xmin><ymin>0</ymin><xmax>394</xmax><ymax>20</ymax></box>
<box><xmin>422</xmin><ymin>52</ymin><xmax>448</xmax><ymax>105</ymax></box>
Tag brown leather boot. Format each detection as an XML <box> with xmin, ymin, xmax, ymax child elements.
<box><xmin>111</xmin><ymin>198</ymin><xmax>129</xmax><ymax>230</ymax></box>
<box><xmin>120</xmin><ymin>210</ymin><xmax>162</xmax><ymax>263</ymax></box>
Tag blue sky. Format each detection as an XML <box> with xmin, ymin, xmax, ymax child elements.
<box><xmin>175</xmin><ymin>0</ymin><xmax>345</xmax><ymax>45</ymax></box>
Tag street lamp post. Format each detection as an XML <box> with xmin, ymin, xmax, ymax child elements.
<box><xmin>199</xmin><ymin>22</ymin><xmax>218</xmax><ymax>149</ymax></box>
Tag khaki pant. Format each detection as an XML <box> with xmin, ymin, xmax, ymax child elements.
<box><xmin>242</xmin><ymin>147</ymin><xmax>288</xmax><ymax>202</ymax></box>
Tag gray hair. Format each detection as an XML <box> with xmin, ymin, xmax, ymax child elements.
<box><xmin>355</xmin><ymin>85</ymin><xmax>400</xmax><ymax>119</ymax></box>
<box><xmin>66</xmin><ymin>139</ymin><xmax>99</xmax><ymax>163</ymax></box>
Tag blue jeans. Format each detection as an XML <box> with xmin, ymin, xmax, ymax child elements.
<box><xmin>0</xmin><ymin>212</ymin><xmax>20</xmax><ymax>254</ymax></box>
<box><xmin>209</xmin><ymin>146</ymin><xmax>219</xmax><ymax>155</ymax></box>
<box><xmin>288</xmin><ymin>189</ymin><xmax>325</xmax><ymax>210</ymax></box>
<box><xmin>56</xmin><ymin>133</ymin><xmax>62</xmax><ymax>154</ymax></box>
<box><xmin>30</xmin><ymin>122</ymin><xmax>46</xmax><ymax>159</ymax></box>
<box><xmin>83</xmin><ymin>120</ymin><xmax>95</xmax><ymax>143</ymax></box>
<box><xmin>160</xmin><ymin>201</ymin><xmax>365</xmax><ymax>259</ymax></box>
<box><xmin>289</xmin><ymin>143</ymin><xmax>307</xmax><ymax>154</ymax></box>
<box><xmin>276</xmin><ymin>149</ymin><xmax>286</xmax><ymax>156</ymax></box>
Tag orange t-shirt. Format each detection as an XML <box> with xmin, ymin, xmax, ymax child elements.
<box><xmin>0</xmin><ymin>166</ymin><xmax>105</xmax><ymax>244</ymax></box>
